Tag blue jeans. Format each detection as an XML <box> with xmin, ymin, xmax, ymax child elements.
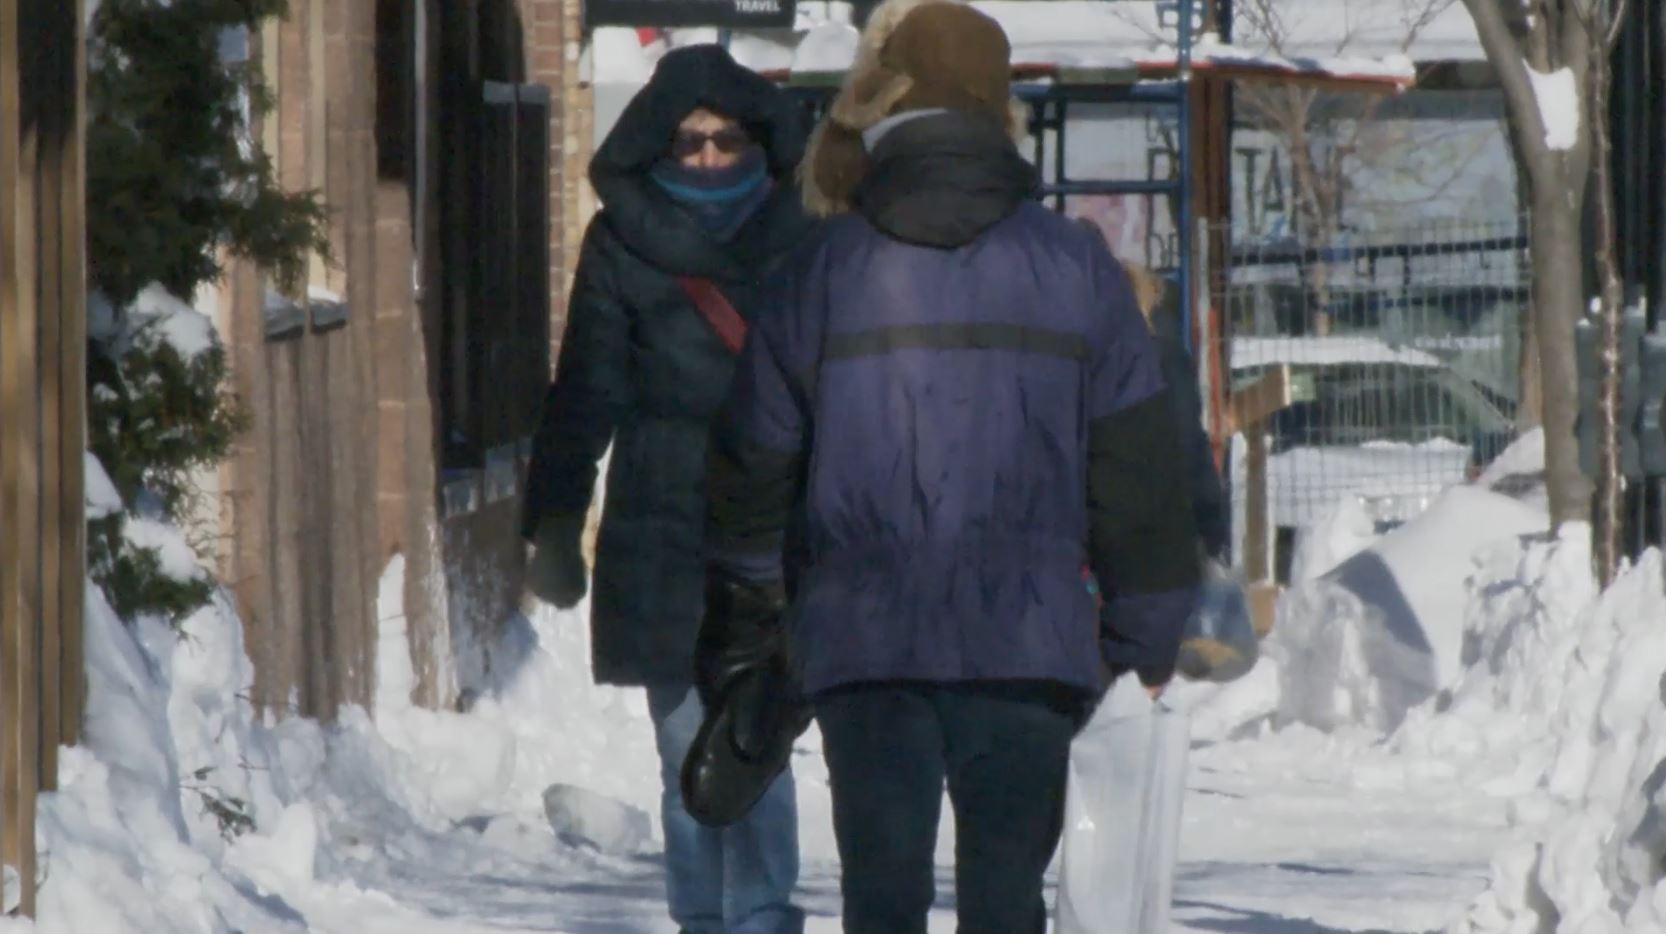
<box><xmin>647</xmin><ymin>683</ymin><xmax>804</xmax><ymax>934</ymax></box>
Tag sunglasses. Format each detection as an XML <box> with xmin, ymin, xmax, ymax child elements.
<box><xmin>671</xmin><ymin>126</ymin><xmax>753</xmax><ymax>159</ymax></box>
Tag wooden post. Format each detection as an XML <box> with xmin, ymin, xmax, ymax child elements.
<box><xmin>1230</xmin><ymin>365</ymin><xmax>1292</xmax><ymax>638</ymax></box>
<box><xmin>1242</xmin><ymin>422</ymin><xmax>1270</xmax><ymax>580</ymax></box>
<box><xmin>57</xmin><ymin>0</ymin><xmax>88</xmax><ymax>752</ymax></box>
<box><xmin>2</xmin><ymin>0</ymin><xmax>86</xmax><ymax>914</ymax></box>
<box><xmin>0</xmin><ymin>0</ymin><xmax>43</xmax><ymax>914</ymax></box>
<box><xmin>36</xmin><ymin>37</ymin><xmax>64</xmax><ymax>795</ymax></box>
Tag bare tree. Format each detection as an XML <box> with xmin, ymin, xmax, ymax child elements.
<box><xmin>1232</xmin><ymin>0</ymin><xmax>1457</xmax><ymax>335</ymax></box>
<box><xmin>1462</xmin><ymin>0</ymin><xmax>1625</xmax><ymax>534</ymax></box>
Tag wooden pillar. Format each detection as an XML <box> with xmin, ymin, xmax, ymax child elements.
<box><xmin>1</xmin><ymin>0</ymin><xmax>87</xmax><ymax>917</ymax></box>
<box><xmin>1189</xmin><ymin>69</ymin><xmax>1232</xmax><ymax>456</ymax></box>
<box><xmin>1232</xmin><ymin>366</ymin><xmax>1291</xmax><ymax>637</ymax></box>
<box><xmin>0</xmin><ymin>0</ymin><xmax>43</xmax><ymax>912</ymax></box>
<box><xmin>54</xmin><ymin>0</ymin><xmax>87</xmax><ymax>757</ymax></box>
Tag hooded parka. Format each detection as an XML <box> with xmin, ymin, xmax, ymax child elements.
<box><xmin>523</xmin><ymin>45</ymin><xmax>816</xmax><ymax>686</ymax></box>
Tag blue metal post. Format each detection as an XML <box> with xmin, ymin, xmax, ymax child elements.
<box><xmin>1176</xmin><ymin>0</ymin><xmax>1195</xmax><ymax>354</ymax></box>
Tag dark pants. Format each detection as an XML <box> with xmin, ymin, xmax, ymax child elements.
<box><xmin>815</xmin><ymin>682</ymin><xmax>1083</xmax><ymax>934</ymax></box>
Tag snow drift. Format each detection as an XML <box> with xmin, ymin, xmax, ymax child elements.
<box><xmin>14</xmin><ymin>455</ymin><xmax>664</xmax><ymax>932</ymax></box>
<box><xmin>1437</xmin><ymin>546</ymin><xmax>1666</xmax><ymax>934</ymax></box>
<box><xmin>1253</xmin><ymin>419</ymin><xmax>1666</xmax><ymax>931</ymax></box>
<box><xmin>1270</xmin><ymin>484</ymin><xmax>1548</xmax><ymax>733</ymax></box>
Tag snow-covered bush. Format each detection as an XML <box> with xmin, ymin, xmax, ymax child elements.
<box><xmin>85</xmin><ymin>0</ymin><xmax>329</xmax><ymax>623</ymax></box>
<box><xmin>88</xmin><ymin>288</ymin><xmax>240</xmax><ymax>623</ymax></box>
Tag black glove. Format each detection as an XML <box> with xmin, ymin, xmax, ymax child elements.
<box><xmin>694</xmin><ymin>571</ymin><xmax>788</xmax><ymax>710</ymax></box>
<box><xmin>526</xmin><ymin>515</ymin><xmax>588</xmax><ymax>608</ymax></box>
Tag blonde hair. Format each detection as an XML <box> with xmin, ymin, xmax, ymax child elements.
<box><xmin>1123</xmin><ymin>262</ymin><xmax>1164</xmax><ymax>332</ymax></box>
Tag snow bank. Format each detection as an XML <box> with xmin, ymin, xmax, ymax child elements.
<box><xmin>367</xmin><ymin>555</ymin><xmax>662</xmax><ymax>830</ymax></box>
<box><xmin>24</xmin><ymin>510</ymin><xmax>664</xmax><ymax>930</ymax></box>
<box><xmin>1391</xmin><ymin>526</ymin><xmax>1599</xmax><ymax>792</ymax></box>
<box><xmin>1477</xmin><ymin>427</ymin><xmax>1546</xmax><ymax>488</ymax></box>
<box><xmin>32</xmin><ymin>585</ymin><xmax>311</xmax><ymax>932</ymax></box>
<box><xmin>1252</xmin><ymin>415</ymin><xmax>1666</xmax><ymax>931</ymax></box>
<box><xmin>1288</xmin><ymin>493</ymin><xmax>1379</xmax><ymax>585</ymax></box>
<box><xmin>1447</xmin><ymin>551</ymin><xmax>1666</xmax><ymax>933</ymax></box>
<box><xmin>1271</xmin><ymin>484</ymin><xmax>1547</xmax><ymax>733</ymax></box>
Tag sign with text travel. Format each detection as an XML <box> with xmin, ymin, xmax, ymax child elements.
<box><xmin>585</xmin><ymin>0</ymin><xmax>796</xmax><ymax>29</ymax></box>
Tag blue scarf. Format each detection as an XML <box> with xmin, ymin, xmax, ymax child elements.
<box><xmin>651</xmin><ymin>147</ymin><xmax>773</xmax><ymax>241</ymax></box>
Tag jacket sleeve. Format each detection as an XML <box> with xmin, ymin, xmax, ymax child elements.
<box><xmin>1086</xmin><ymin>256</ymin><xmax>1203</xmax><ymax>687</ymax></box>
<box><xmin>705</xmin><ymin>260</ymin><xmax>817</xmax><ymax>585</ymax></box>
<box><xmin>522</xmin><ymin>220</ymin><xmax>630</xmax><ymax>541</ymax></box>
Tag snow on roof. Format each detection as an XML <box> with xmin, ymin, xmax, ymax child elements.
<box><xmin>789</xmin><ymin>3</ymin><xmax>1423</xmax><ymax>86</ymax></box>
<box><xmin>1231</xmin><ymin>335</ymin><xmax>1445</xmax><ymax>370</ymax></box>
<box><xmin>1193</xmin><ymin>33</ymin><xmax>1415</xmax><ymax>86</ymax></box>
<box><xmin>591</xmin><ymin>0</ymin><xmax>1482</xmax><ymax>87</ymax></box>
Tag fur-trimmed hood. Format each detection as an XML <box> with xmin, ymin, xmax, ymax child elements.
<box><xmin>799</xmin><ymin>0</ymin><xmax>1028</xmax><ymax>217</ymax></box>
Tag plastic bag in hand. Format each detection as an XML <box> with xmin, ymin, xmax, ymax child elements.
<box><xmin>1056</xmin><ymin>675</ymin><xmax>1190</xmax><ymax>934</ymax></box>
<box><xmin>1175</xmin><ymin>562</ymin><xmax>1257</xmax><ymax>683</ymax></box>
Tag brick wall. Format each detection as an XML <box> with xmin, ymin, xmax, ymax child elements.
<box><xmin>521</xmin><ymin>0</ymin><xmax>594</xmax><ymax>370</ymax></box>
<box><xmin>222</xmin><ymin>0</ymin><xmax>601</xmax><ymax>718</ymax></box>
<box><xmin>224</xmin><ymin>0</ymin><xmax>383</xmax><ymax>721</ymax></box>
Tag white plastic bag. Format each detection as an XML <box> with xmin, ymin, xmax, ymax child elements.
<box><xmin>1055</xmin><ymin>675</ymin><xmax>1191</xmax><ymax>934</ymax></box>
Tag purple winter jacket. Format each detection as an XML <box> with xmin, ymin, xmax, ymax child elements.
<box><xmin>705</xmin><ymin>111</ymin><xmax>1201</xmax><ymax>696</ymax></box>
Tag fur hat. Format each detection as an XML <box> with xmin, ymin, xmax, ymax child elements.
<box><xmin>799</xmin><ymin>0</ymin><xmax>1028</xmax><ymax>216</ymax></box>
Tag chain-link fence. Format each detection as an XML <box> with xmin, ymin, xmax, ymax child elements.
<box><xmin>1212</xmin><ymin>218</ymin><xmax>1530</xmax><ymax>581</ymax></box>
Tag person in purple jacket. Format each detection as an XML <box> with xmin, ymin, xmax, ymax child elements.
<box><xmin>698</xmin><ymin>0</ymin><xmax>1202</xmax><ymax>930</ymax></box>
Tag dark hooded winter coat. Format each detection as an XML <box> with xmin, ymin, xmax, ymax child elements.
<box><xmin>522</xmin><ymin>46</ymin><xmax>816</xmax><ymax>687</ymax></box>
<box><xmin>705</xmin><ymin>111</ymin><xmax>1202</xmax><ymax>696</ymax></box>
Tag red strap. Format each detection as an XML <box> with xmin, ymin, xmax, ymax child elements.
<box><xmin>678</xmin><ymin>276</ymin><xmax>748</xmax><ymax>355</ymax></box>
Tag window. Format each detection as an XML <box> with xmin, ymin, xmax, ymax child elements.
<box><xmin>438</xmin><ymin>79</ymin><xmax>550</xmax><ymax>477</ymax></box>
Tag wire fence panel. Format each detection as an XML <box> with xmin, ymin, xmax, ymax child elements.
<box><xmin>1215</xmin><ymin>218</ymin><xmax>1530</xmax><ymax>581</ymax></box>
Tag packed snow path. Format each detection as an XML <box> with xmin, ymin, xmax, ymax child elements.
<box><xmin>233</xmin><ymin>582</ymin><xmax>1511</xmax><ymax>934</ymax></box>
<box><xmin>294</xmin><ymin>718</ymin><xmax>1507</xmax><ymax>933</ymax></box>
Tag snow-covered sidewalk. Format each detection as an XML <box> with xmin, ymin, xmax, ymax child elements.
<box><xmin>12</xmin><ymin>567</ymin><xmax>1513</xmax><ymax>934</ymax></box>
<box><xmin>20</xmin><ymin>435</ymin><xmax>1666</xmax><ymax>933</ymax></box>
<box><xmin>161</xmin><ymin>714</ymin><xmax>1513</xmax><ymax>934</ymax></box>
<box><xmin>1173</xmin><ymin>731</ymin><xmax>1506</xmax><ymax>933</ymax></box>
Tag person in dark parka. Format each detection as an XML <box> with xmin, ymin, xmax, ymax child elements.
<box><xmin>1121</xmin><ymin>259</ymin><xmax>1230</xmax><ymax>559</ymax></box>
<box><xmin>521</xmin><ymin>44</ymin><xmax>815</xmax><ymax>934</ymax></box>
<box><xmin>697</xmin><ymin>1</ymin><xmax>1203</xmax><ymax>930</ymax></box>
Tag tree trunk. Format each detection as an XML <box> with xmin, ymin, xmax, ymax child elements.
<box><xmin>1519</xmin><ymin>297</ymin><xmax>1544</xmax><ymax>428</ymax></box>
<box><xmin>1531</xmin><ymin>191</ymin><xmax>1593</xmax><ymax>529</ymax></box>
<box><xmin>1589</xmin><ymin>11</ymin><xmax>1625</xmax><ymax>585</ymax></box>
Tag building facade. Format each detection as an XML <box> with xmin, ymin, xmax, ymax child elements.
<box><xmin>212</xmin><ymin>0</ymin><xmax>595</xmax><ymax>720</ymax></box>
